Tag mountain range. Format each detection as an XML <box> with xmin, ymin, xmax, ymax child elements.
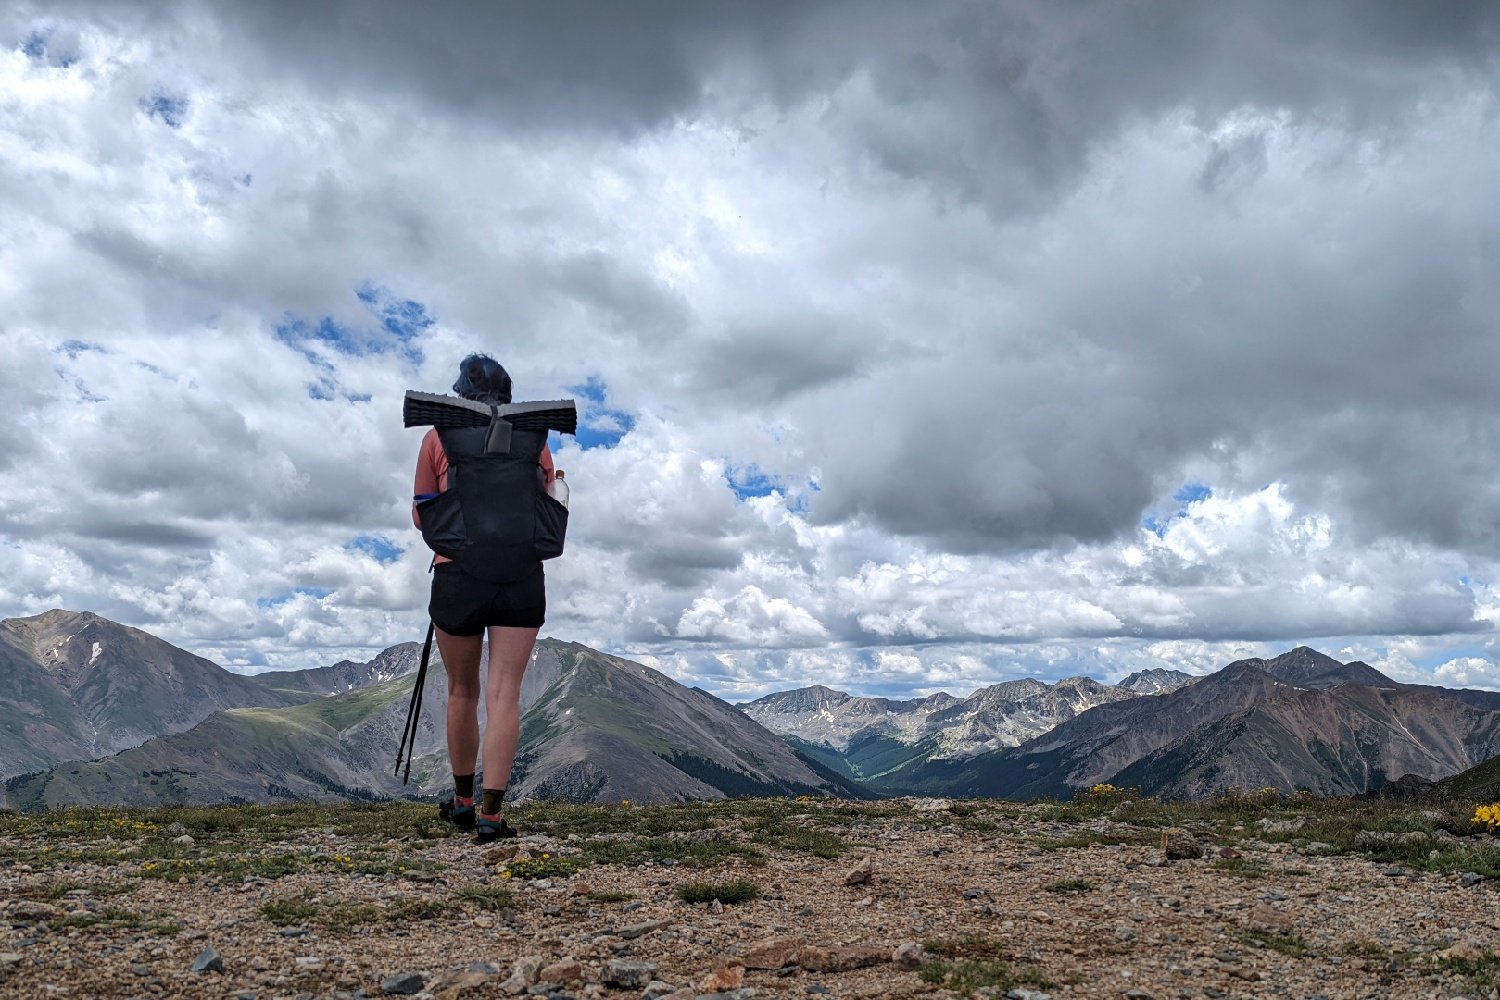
<box><xmin>854</xmin><ymin>648</ymin><xmax>1500</xmax><ymax>800</ymax></box>
<box><xmin>0</xmin><ymin>611</ymin><xmax>855</xmax><ymax>809</ymax></box>
<box><xmin>4</xmin><ymin>610</ymin><xmax>1500</xmax><ymax>808</ymax></box>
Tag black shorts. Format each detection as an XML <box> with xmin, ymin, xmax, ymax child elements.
<box><xmin>428</xmin><ymin>562</ymin><xmax>546</xmax><ymax>635</ymax></box>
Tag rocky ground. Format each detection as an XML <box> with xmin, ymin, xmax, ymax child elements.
<box><xmin>4</xmin><ymin>794</ymin><xmax>1500</xmax><ymax>999</ymax></box>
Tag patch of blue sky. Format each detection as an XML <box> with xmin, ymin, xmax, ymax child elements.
<box><xmin>140</xmin><ymin>92</ymin><xmax>188</xmax><ymax>129</ymax></box>
<box><xmin>276</xmin><ymin>285</ymin><xmax>431</xmax><ymax>374</ymax></box>
<box><xmin>1174</xmin><ymin>483</ymin><xmax>1212</xmax><ymax>504</ymax></box>
<box><xmin>568</xmin><ymin>376</ymin><xmax>635</xmax><ymax>451</ymax></box>
<box><xmin>357</xmin><ymin>283</ymin><xmax>433</xmax><ymax>363</ymax></box>
<box><xmin>1143</xmin><ymin>482</ymin><xmax>1214</xmax><ymax>537</ymax></box>
<box><xmin>237</xmin><ymin>173</ymin><xmax>252</xmax><ymax>187</ymax></box>
<box><xmin>256</xmin><ymin>586</ymin><xmax>333</xmax><ymax>608</ymax></box>
<box><xmin>21</xmin><ymin>30</ymin><xmax>46</xmax><ymax>59</ymax></box>
<box><xmin>275</xmin><ymin>286</ymin><xmax>432</xmax><ymax>397</ymax></box>
<box><xmin>726</xmin><ymin>465</ymin><xmax>781</xmax><ymax>502</ymax></box>
<box><xmin>346</xmin><ymin>535</ymin><xmax>402</xmax><ymax>564</ymax></box>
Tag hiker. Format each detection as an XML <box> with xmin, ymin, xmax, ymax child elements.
<box><xmin>411</xmin><ymin>353</ymin><xmax>555</xmax><ymax>843</ymax></box>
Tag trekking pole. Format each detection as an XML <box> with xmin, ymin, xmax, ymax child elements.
<box><xmin>394</xmin><ymin>621</ymin><xmax>435</xmax><ymax>785</ymax></box>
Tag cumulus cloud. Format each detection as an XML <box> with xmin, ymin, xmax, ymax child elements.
<box><xmin>1</xmin><ymin>2</ymin><xmax>1498</xmax><ymax>693</ymax></box>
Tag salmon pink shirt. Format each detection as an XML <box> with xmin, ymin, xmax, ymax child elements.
<box><xmin>412</xmin><ymin>428</ymin><xmax>555</xmax><ymax>565</ymax></box>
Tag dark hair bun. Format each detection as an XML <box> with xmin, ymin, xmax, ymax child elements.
<box><xmin>453</xmin><ymin>353</ymin><xmax>512</xmax><ymax>403</ymax></box>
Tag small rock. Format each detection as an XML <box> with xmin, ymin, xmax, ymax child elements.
<box><xmin>191</xmin><ymin>947</ymin><xmax>223</xmax><ymax>974</ymax></box>
<box><xmin>9</xmin><ymin>902</ymin><xmax>60</xmax><ymax>922</ymax></box>
<box><xmin>794</xmin><ymin>944</ymin><xmax>890</xmax><ymax>973</ymax></box>
<box><xmin>963</xmin><ymin>888</ymin><xmax>982</xmax><ymax>899</ymax></box>
<box><xmin>1110</xmin><ymin>800</ymin><xmax>1137</xmax><ymax>820</ymax></box>
<box><xmin>294</xmin><ymin>956</ymin><xmax>324</xmax><ymax>971</ymax></box>
<box><xmin>698</xmin><ymin>963</ymin><xmax>745</xmax><ymax>992</ymax></box>
<box><xmin>603</xmin><ymin>959</ymin><xmax>657</xmax><ymax>990</ymax></box>
<box><xmin>1256</xmin><ymin>818</ymin><xmax>1305</xmax><ymax>835</ymax></box>
<box><xmin>173</xmin><ymin>834</ymin><xmax>195</xmax><ymax>846</ymax></box>
<box><xmin>843</xmin><ymin>856</ymin><xmax>874</xmax><ymax>887</ymax></box>
<box><xmin>500</xmin><ymin>956</ymin><xmax>545</xmax><ymax>995</ymax></box>
<box><xmin>484</xmin><ymin>844</ymin><xmax>523</xmax><ymax>865</ymax></box>
<box><xmin>1122</xmin><ymin>990</ymin><xmax>1155</xmax><ymax>999</ymax></box>
<box><xmin>1354</xmin><ymin>830</ymin><xmax>1397</xmax><ymax>848</ymax></box>
<box><xmin>742</xmin><ymin>938</ymin><xmax>800</xmax><ymax>970</ymax></box>
<box><xmin>709</xmin><ymin>898</ymin><xmax>724</xmax><ymax>914</ymax></box>
<box><xmin>1440</xmin><ymin>940</ymin><xmax>1486</xmax><ymax>961</ymax></box>
<box><xmin>911</xmin><ymin>797</ymin><xmax>952</xmax><ymax>812</ymax></box>
<box><xmin>1245</xmin><ymin>904</ymin><xmax>1295</xmax><ymax>934</ymax></box>
<box><xmin>1461</xmin><ymin>871</ymin><xmax>1485</xmax><ymax>887</ymax></box>
<box><xmin>618</xmin><ymin>917</ymin><xmax>672</xmax><ymax>941</ymax></box>
<box><xmin>1161</xmin><ymin>828</ymin><xmax>1201</xmax><ymax>861</ymax></box>
<box><xmin>1006</xmin><ymin>990</ymin><xmax>1052</xmax><ymax>1000</ymax></box>
<box><xmin>892</xmin><ymin>941</ymin><xmax>924</xmax><ymax>970</ymax></box>
<box><xmin>641</xmin><ymin>981</ymin><xmax>677</xmax><ymax>999</ymax></box>
<box><xmin>0</xmin><ymin>954</ymin><xmax>24</xmax><ymax>970</ymax></box>
<box><xmin>380</xmin><ymin>971</ymin><xmax>427</xmax><ymax>995</ymax></box>
<box><xmin>539</xmin><ymin>959</ymin><xmax>583</xmax><ymax>983</ymax></box>
<box><xmin>1216</xmin><ymin>847</ymin><xmax>1242</xmax><ymax>859</ymax></box>
<box><xmin>1029</xmin><ymin>910</ymin><xmax>1053</xmax><ymax>924</ymax></box>
<box><xmin>806</xmin><ymin>985</ymin><xmax>830</xmax><ymax>995</ymax></box>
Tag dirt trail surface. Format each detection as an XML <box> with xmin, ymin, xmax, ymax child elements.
<box><xmin>3</xmin><ymin>795</ymin><xmax>1500</xmax><ymax>999</ymax></box>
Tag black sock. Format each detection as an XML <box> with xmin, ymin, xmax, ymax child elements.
<box><xmin>453</xmin><ymin>773</ymin><xmax>475</xmax><ymax>800</ymax></box>
<box><xmin>480</xmin><ymin>787</ymin><xmax>506</xmax><ymax>816</ymax></box>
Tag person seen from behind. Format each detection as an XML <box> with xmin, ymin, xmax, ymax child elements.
<box><xmin>412</xmin><ymin>353</ymin><xmax>556</xmax><ymax>843</ymax></box>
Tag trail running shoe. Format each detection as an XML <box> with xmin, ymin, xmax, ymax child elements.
<box><xmin>438</xmin><ymin>797</ymin><xmax>476</xmax><ymax>829</ymax></box>
<box><xmin>474</xmin><ymin>815</ymin><xmax>519</xmax><ymax>844</ymax></box>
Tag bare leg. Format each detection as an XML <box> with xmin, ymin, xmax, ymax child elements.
<box><xmin>435</xmin><ymin>627</ymin><xmax>483</xmax><ymax>782</ymax></box>
<box><xmin>481</xmin><ymin>625</ymin><xmax>539</xmax><ymax>798</ymax></box>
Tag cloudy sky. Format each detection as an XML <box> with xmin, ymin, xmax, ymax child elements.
<box><xmin>4</xmin><ymin>1</ymin><xmax>1500</xmax><ymax>699</ymax></box>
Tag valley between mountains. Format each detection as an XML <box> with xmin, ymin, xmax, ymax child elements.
<box><xmin>7</xmin><ymin>609</ymin><xmax>1500</xmax><ymax>809</ymax></box>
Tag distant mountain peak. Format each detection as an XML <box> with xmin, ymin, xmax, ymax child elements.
<box><xmin>1264</xmin><ymin>647</ymin><xmax>1395</xmax><ymax>689</ymax></box>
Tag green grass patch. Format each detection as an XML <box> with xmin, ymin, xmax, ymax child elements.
<box><xmin>52</xmin><ymin>907</ymin><xmax>144</xmax><ymax>930</ymax></box>
<box><xmin>1432</xmin><ymin>950</ymin><xmax>1500</xmax><ymax>991</ymax></box>
<box><xmin>676</xmin><ymin>879</ymin><xmax>759</xmax><ymax>905</ymax></box>
<box><xmin>745</xmin><ymin>816</ymin><xmax>849</xmax><ymax>858</ymax></box>
<box><xmin>1340</xmin><ymin>940</ymin><xmax>1389</xmax><ymax>958</ymax></box>
<box><xmin>1044</xmin><ymin>877</ymin><xmax>1094</xmax><ymax>894</ymax></box>
<box><xmin>500</xmin><ymin>854</ymin><xmax>583</xmax><ymax>880</ymax></box>
<box><xmin>20</xmin><ymin>880</ymin><xmax>133</xmax><ymax>901</ymax></box>
<box><xmin>919</xmin><ymin>958</ymin><xmax>1050</xmax><ymax>995</ymax></box>
<box><xmin>453</xmin><ymin>885</ymin><xmax>515</xmax><ymax>911</ymax></box>
<box><xmin>261</xmin><ymin>899</ymin><xmax>318</xmax><ymax>926</ymax></box>
<box><xmin>1241</xmin><ymin>930</ymin><xmax>1309</xmax><ymax>958</ymax></box>
<box><xmin>922</xmin><ymin>936</ymin><xmax>1011</xmax><ymax>960</ymax></box>
<box><xmin>1211</xmin><ymin>857</ymin><xmax>1270</xmax><ymax>879</ymax></box>
<box><xmin>577</xmin><ymin>835</ymin><xmax>763</xmax><ymax>870</ymax></box>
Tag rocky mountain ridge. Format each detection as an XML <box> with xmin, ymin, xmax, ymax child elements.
<box><xmin>740</xmin><ymin>669</ymin><xmax>1196</xmax><ymax>758</ymax></box>
<box><xmin>876</xmin><ymin>648</ymin><xmax>1500</xmax><ymax>800</ymax></box>
<box><xmin>1</xmin><ymin>628</ymin><xmax>857</xmax><ymax>809</ymax></box>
